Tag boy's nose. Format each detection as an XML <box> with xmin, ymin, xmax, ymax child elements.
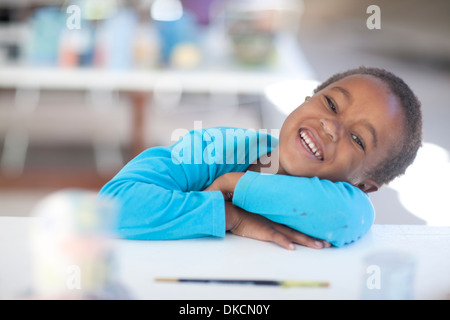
<box><xmin>320</xmin><ymin>119</ymin><xmax>339</xmax><ymax>142</ymax></box>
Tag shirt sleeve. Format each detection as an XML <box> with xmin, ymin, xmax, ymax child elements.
<box><xmin>99</xmin><ymin>129</ymin><xmax>226</xmax><ymax>240</ymax></box>
<box><xmin>98</xmin><ymin>127</ymin><xmax>276</xmax><ymax>241</ymax></box>
<box><xmin>232</xmin><ymin>171</ymin><xmax>375</xmax><ymax>247</ymax></box>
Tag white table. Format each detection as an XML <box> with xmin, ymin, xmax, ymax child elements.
<box><xmin>1</xmin><ymin>216</ymin><xmax>449</xmax><ymax>300</ymax></box>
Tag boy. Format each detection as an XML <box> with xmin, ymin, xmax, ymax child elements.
<box><xmin>99</xmin><ymin>66</ymin><xmax>422</xmax><ymax>249</ymax></box>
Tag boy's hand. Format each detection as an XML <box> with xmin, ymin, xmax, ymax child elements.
<box><xmin>205</xmin><ymin>172</ymin><xmax>331</xmax><ymax>250</ymax></box>
<box><xmin>224</xmin><ymin>201</ymin><xmax>331</xmax><ymax>250</ymax></box>
<box><xmin>204</xmin><ymin>172</ymin><xmax>245</xmax><ymax>200</ymax></box>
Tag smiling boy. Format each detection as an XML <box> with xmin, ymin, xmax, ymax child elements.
<box><xmin>99</xmin><ymin>67</ymin><xmax>422</xmax><ymax>249</ymax></box>
<box><xmin>279</xmin><ymin>73</ymin><xmax>405</xmax><ymax>191</ymax></box>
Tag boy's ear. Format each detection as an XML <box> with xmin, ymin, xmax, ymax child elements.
<box><xmin>356</xmin><ymin>179</ymin><xmax>379</xmax><ymax>193</ymax></box>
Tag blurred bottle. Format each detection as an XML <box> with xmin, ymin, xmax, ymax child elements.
<box><xmin>58</xmin><ymin>23</ymin><xmax>95</xmax><ymax>68</ymax></box>
<box><xmin>26</xmin><ymin>7</ymin><xmax>65</xmax><ymax>66</ymax></box>
<box><xmin>151</xmin><ymin>0</ymin><xmax>202</xmax><ymax>69</ymax></box>
<box><xmin>133</xmin><ymin>23</ymin><xmax>160</xmax><ymax>69</ymax></box>
<box><xmin>29</xmin><ymin>189</ymin><xmax>130</xmax><ymax>299</ymax></box>
<box><xmin>224</xmin><ymin>0</ymin><xmax>303</xmax><ymax>66</ymax></box>
<box><xmin>361</xmin><ymin>250</ymin><xmax>416</xmax><ymax>300</ymax></box>
<box><xmin>97</xmin><ymin>9</ymin><xmax>138</xmax><ymax>70</ymax></box>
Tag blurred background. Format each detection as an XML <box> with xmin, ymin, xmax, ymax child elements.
<box><xmin>0</xmin><ymin>0</ymin><xmax>449</xmax><ymax>226</ymax></box>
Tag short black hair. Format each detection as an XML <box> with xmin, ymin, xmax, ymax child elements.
<box><xmin>313</xmin><ymin>66</ymin><xmax>423</xmax><ymax>186</ymax></box>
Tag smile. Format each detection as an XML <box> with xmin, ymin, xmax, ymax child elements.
<box><xmin>299</xmin><ymin>129</ymin><xmax>324</xmax><ymax>161</ymax></box>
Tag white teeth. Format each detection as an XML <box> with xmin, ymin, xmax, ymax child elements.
<box><xmin>300</xmin><ymin>130</ymin><xmax>323</xmax><ymax>160</ymax></box>
<box><xmin>306</xmin><ymin>139</ymin><xmax>316</xmax><ymax>151</ymax></box>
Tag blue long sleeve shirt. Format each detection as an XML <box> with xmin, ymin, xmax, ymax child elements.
<box><xmin>99</xmin><ymin>127</ymin><xmax>375</xmax><ymax>247</ymax></box>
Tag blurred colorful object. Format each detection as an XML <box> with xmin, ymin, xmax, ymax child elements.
<box><xmin>225</xmin><ymin>0</ymin><xmax>303</xmax><ymax>66</ymax></box>
<box><xmin>80</xmin><ymin>0</ymin><xmax>118</xmax><ymax>21</ymax></box>
<box><xmin>26</xmin><ymin>7</ymin><xmax>64</xmax><ymax>66</ymax></box>
<box><xmin>153</xmin><ymin>7</ymin><xmax>202</xmax><ymax>68</ymax></box>
<box><xmin>21</xmin><ymin>1</ymin><xmax>300</xmax><ymax>69</ymax></box>
<box><xmin>29</xmin><ymin>189</ymin><xmax>129</xmax><ymax>299</ymax></box>
<box><xmin>97</xmin><ymin>9</ymin><xmax>139</xmax><ymax>70</ymax></box>
<box><xmin>151</xmin><ymin>0</ymin><xmax>183</xmax><ymax>22</ymax></box>
<box><xmin>181</xmin><ymin>0</ymin><xmax>215</xmax><ymax>26</ymax></box>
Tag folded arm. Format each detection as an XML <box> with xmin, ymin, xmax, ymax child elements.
<box><xmin>212</xmin><ymin>171</ymin><xmax>375</xmax><ymax>247</ymax></box>
<box><xmin>99</xmin><ymin>135</ymin><xmax>227</xmax><ymax>240</ymax></box>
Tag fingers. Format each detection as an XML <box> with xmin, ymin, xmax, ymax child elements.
<box><xmin>230</xmin><ymin>213</ymin><xmax>295</xmax><ymax>250</ymax></box>
<box><xmin>264</xmin><ymin>229</ymin><xmax>297</xmax><ymax>250</ymax></box>
<box><xmin>272</xmin><ymin>223</ymin><xmax>331</xmax><ymax>250</ymax></box>
<box><xmin>228</xmin><ymin>206</ymin><xmax>332</xmax><ymax>250</ymax></box>
<box><xmin>256</xmin><ymin>224</ymin><xmax>331</xmax><ymax>250</ymax></box>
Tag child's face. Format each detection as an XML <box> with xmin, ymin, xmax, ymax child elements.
<box><xmin>278</xmin><ymin>74</ymin><xmax>405</xmax><ymax>192</ymax></box>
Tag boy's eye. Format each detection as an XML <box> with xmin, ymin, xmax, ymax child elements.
<box><xmin>325</xmin><ymin>96</ymin><xmax>337</xmax><ymax>113</ymax></box>
<box><xmin>351</xmin><ymin>134</ymin><xmax>365</xmax><ymax>151</ymax></box>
